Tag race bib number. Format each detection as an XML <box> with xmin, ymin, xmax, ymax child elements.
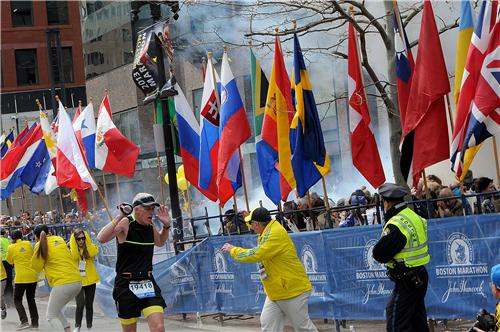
<box><xmin>129</xmin><ymin>280</ymin><xmax>155</xmax><ymax>299</ymax></box>
<box><xmin>79</xmin><ymin>261</ymin><xmax>86</xmax><ymax>277</ymax></box>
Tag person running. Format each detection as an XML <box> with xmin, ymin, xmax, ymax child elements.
<box><xmin>97</xmin><ymin>193</ymin><xmax>171</xmax><ymax>332</ymax></box>
<box><xmin>31</xmin><ymin>225</ymin><xmax>82</xmax><ymax>332</ymax></box>
<box><xmin>221</xmin><ymin>207</ymin><xmax>318</xmax><ymax>332</ymax></box>
<box><xmin>6</xmin><ymin>230</ymin><xmax>39</xmax><ymax>330</ymax></box>
<box><xmin>69</xmin><ymin>229</ymin><xmax>99</xmax><ymax>332</ymax></box>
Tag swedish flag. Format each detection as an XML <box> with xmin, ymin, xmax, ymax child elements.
<box><xmin>290</xmin><ymin>33</ymin><xmax>330</xmax><ymax>197</ymax></box>
<box><xmin>0</xmin><ymin>130</ymin><xmax>14</xmax><ymax>158</ymax></box>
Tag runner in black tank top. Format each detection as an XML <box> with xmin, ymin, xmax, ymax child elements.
<box><xmin>97</xmin><ymin>193</ymin><xmax>171</xmax><ymax>332</ymax></box>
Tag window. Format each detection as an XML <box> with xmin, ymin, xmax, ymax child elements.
<box><xmin>50</xmin><ymin>47</ymin><xmax>74</xmax><ymax>83</ymax></box>
<box><xmin>15</xmin><ymin>49</ymin><xmax>38</xmax><ymax>86</ymax></box>
<box><xmin>11</xmin><ymin>1</ymin><xmax>32</xmax><ymax>26</ymax></box>
<box><xmin>46</xmin><ymin>1</ymin><xmax>68</xmax><ymax>25</ymax></box>
<box><xmin>113</xmin><ymin>109</ymin><xmax>141</xmax><ymax>146</ymax></box>
<box><xmin>192</xmin><ymin>88</ymin><xmax>203</xmax><ymax>123</ymax></box>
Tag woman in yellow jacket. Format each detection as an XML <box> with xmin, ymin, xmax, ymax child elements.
<box><xmin>1</xmin><ymin>254</ymin><xmax>6</xmax><ymax>320</ymax></box>
<box><xmin>32</xmin><ymin>225</ymin><xmax>82</xmax><ymax>332</ymax></box>
<box><xmin>6</xmin><ymin>230</ymin><xmax>39</xmax><ymax>330</ymax></box>
<box><xmin>69</xmin><ymin>229</ymin><xmax>99</xmax><ymax>332</ymax></box>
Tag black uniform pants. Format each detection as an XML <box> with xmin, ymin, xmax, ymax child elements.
<box><xmin>14</xmin><ymin>282</ymin><xmax>38</xmax><ymax>325</ymax></box>
<box><xmin>75</xmin><ymin>284</ymin><xmax>96</xmax><ymax>328</ymax></box>
<box><xmin>386</xmin><ymin>267</ymin><xmax>429</xmax><ymax>332</ymax></box>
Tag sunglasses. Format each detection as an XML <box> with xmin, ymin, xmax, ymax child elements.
<box><xmin>76</xmin><ymin>237</ymin><xmax>86</xmax><ymax>241</ymax></box>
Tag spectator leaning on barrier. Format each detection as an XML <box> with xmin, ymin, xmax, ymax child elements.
<box><xmin>437</xmin><ymin>187</ymin><xmax>464</xmax><ymax>218</ymax></box>
<box><xmin>475</xmin><ymin>177</ymin><xmax>498</xmax><ymax>214</ymax></box>
<box><xmin>96</xmin><ymin>193</ymin><xmax>170</xmax><ymax>332</ymax></box>
<box><xmin>373</xmin><ymin>183</ymin><xmax>430</xmax><ymax>332</ymax></box>
<box><xmin>221</xmin><ymin>207</ymin><xmax>318</xmax><ymax>332</ymax></box>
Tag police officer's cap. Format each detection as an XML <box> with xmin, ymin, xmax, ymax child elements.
<box><xmin>378</xmin><ymin>183</ymin><xmax>408</xmax><ymax>200</ymax></box>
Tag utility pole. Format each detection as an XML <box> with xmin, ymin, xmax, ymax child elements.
<box><xmin>130</xmin><ymin>1</ymin><xmax>184</xmax><ymax>249</ymax></box>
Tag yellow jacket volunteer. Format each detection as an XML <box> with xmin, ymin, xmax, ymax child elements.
<box><xmin>0</xmin><ymin>260</ymin><xmax>5</xmax><ymax>281</ymax></box>
<box><xmin>31</xmin><ymin>235</ymin><xmax>81</xmax><ymax>287</ymax></box>
<box><xmin>6</xmin><ymin>239</ymin><xmax>38</xmax><ymax>284</ymax></box>
<box><xmin>230</xmin><ymin>219</ymin><xmax>311</xmax><ymax>301</ymax></box>
<box><xmin>69</xmin><ymin>231</ymin><xmax>100</xmax><ymax>286</ymax></box>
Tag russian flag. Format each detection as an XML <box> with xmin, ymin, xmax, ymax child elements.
<box><xmin>218</xmin><ymin>50</ymin><xmax>251</xmax><ymax>206</ymax></box>
<box><xmin>199</xmin><ymin>57</ymin><xmax>221</xmax><ymax>200</ymax></box>
<box><xmin>73</xmin><ymin>103</ymin><xmax>96</xmax><ymax>169</ymax></box>
<box><xmin>1</xmin><ymin>124</ymin><xmax>43</xmax><ymax>199</ymax></box>
<box><xmin>173</xmin><ymin>83</ymin><xmax>217</xmax><ymax>201</ymax></box>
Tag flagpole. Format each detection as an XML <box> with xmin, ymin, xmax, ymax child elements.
<box><xmin>89</xmin><ymin>172</ymin><xmax>113</xmax><ymax>222</ymax></box>
<box><xmin>58</xmin><ymin>189</ymin><xmax>64</xmax><ymax>215</ymax></box>
<box><xmin>102</xmin><ymin>172</ymin><xmax>108</xmax><ymax>202</ymax></box>
<box><xmin>492</xmin><ymin>137</ymin><xmax>500</xmax><ymax>186</ymax></box>
<box><xmin>153</xmin><ymin>102</ymin><xmax>165</xmax><ymax>204</ymax></box>
<box><xmin>115</xmin><ymin>174</ymin><xmax>121</xmax><ymax>203</ymax></box>
<box><xmin>238</xmin><ymin>148</ymin><xmax>250</xmax><ymax>211</ymax></box>
<box><xmin>186</xmin><ymin>185</ymin><xmax>193</xmax><ymax>219</ymax></box>
<box><xmin>445</xmin><ymin>94</ymin><xmax>455</xmax><ymax>133</ymax></box>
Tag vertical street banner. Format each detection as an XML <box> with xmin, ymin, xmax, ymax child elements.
<box><xmin>132</xmin><ymin>24</ymin><xmax>160</xmax><ymax>100</ymax></box>
<box><xmin>132</xmin><ymin>19</ymin><xmax>174</xmax><ymax>101</ymax></box>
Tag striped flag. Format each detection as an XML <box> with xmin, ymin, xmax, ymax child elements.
<box><xmin>217</xmin><ymin>50</ymin><xmax>251</xmax><ymax>206</ymax></box>
<box><xmin>261</xmin><ymin>35</ymin><xmax>296</xmax><ymax>203</ymax></box>
<box><xmin>348</xmin><ymin>21</ymin><xmax>385</xmax><ymax>188</ymax></box>
<box><xmin>290</xmin><ymin>33</ymin><xmax>330</xmax><ymax>197</ymax></box>
<box><xmin>451</xmin><ymin>0</ymin><xmax>498</xmax><ymax>179</ymax></box>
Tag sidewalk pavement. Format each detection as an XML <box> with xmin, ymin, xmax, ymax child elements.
<box><xmin>1</xmin><ymin>293</ymin><xmax>473</xmax><ymax>331</ymax></box>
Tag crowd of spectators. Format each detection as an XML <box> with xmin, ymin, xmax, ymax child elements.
<box><xmin>1</xmin><ymin>172</ymin><xmax>499</xmax><ymax>240</ymax></box>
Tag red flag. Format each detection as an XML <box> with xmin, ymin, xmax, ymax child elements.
<box><xmin>76</xmin><ymin>189</ymin><xmax>88</xmax><ymax>215</ymax></box>
<box><xmin>402</xmin><ymin>0</ymin><xmax>450</xmax><ymax>186</ymax></box>
<box><xmin>347</xmin><ymin>22</ymin><xmax>386</xmax><ymax>188</ymax></box>
<box><xmin>95</xmin><ymin>96</ymin><xmax>140</xmax><ymax>177</ymax></box>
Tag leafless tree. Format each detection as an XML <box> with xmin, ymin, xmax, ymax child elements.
<box><xmin>183</xmin><ymin>0</ymin><xmax>459</xmax><ymax>185</ymax></box>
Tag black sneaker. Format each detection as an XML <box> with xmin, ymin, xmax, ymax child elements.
<box><xmin>1</xmin><ymin>307</ymin><xmax>6</xmax><ymax>319</ymax></box>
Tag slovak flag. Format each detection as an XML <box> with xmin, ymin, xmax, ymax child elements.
<box><xmin>95</xmin><ymin>95</ymin><xmax>140</xmax><ymax>177</ymax></box>
<box><xmin>217</xmin><ymin>50</ymin><xmax>251</xmax><ymax>206</ymax></box>
<box><xmin>55</xmin><ymin>102</ymin><xmax>97</xmax><ymax>191</ymax></box>
<box><xmin>73</xmin><ymin>103</ymin><xmax>96</xmax><ymax>169</ymax></box>
<box><xmin>173</xmin><ymin>83</ymin><xmax>217</xmax><ymax>201</ymax></box>
<box><xmin>198</xmin><ymin>56</ymin><xmax>221</xmax><ymax>200</ymax></box>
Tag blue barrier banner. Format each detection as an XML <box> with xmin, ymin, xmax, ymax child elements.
<box><xmin>94</xmin><ymin>214</ymin><xmax>500</xmax><ymax>320</ymax></box>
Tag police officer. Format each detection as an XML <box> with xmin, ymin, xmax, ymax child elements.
<box><xmin>373</xmin><ymin>183</ymin><xmax>430</xmax><ymax>332</ymax></box>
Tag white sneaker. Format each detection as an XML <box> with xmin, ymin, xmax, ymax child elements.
<box><xmin>72</xmin><ymin>328</ymin><xmax>80</xmax><ymax>332</ymax></box>
<box><xmin>15</xmin><ymin>322</ymin><xmax>31</xmax><ymax>331</ymax></box>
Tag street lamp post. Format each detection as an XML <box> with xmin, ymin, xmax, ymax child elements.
<box><xmin>130</xmin><ymin>1</ymin><xmax>184</xmax><ymax>250</ymax></box>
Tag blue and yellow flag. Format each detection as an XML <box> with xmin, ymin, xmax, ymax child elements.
<box><xmin>0</xmin><ymin>130</ymin><xmax>14</xmax><ymax>158</ymax></box>
<box><xmin>454</xmin><ymin>0</ymin><xmax>474</xmax><ymax>106</ymax></box>
<box><xmin>453</xmin><ymin>0</ymin><xmax>480</xmax><ymax>182</ymax></box>
<box><xmin>290</xmin><ymin>33</ymin><xmax>330</xmax><ymax>197</ymax></box>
